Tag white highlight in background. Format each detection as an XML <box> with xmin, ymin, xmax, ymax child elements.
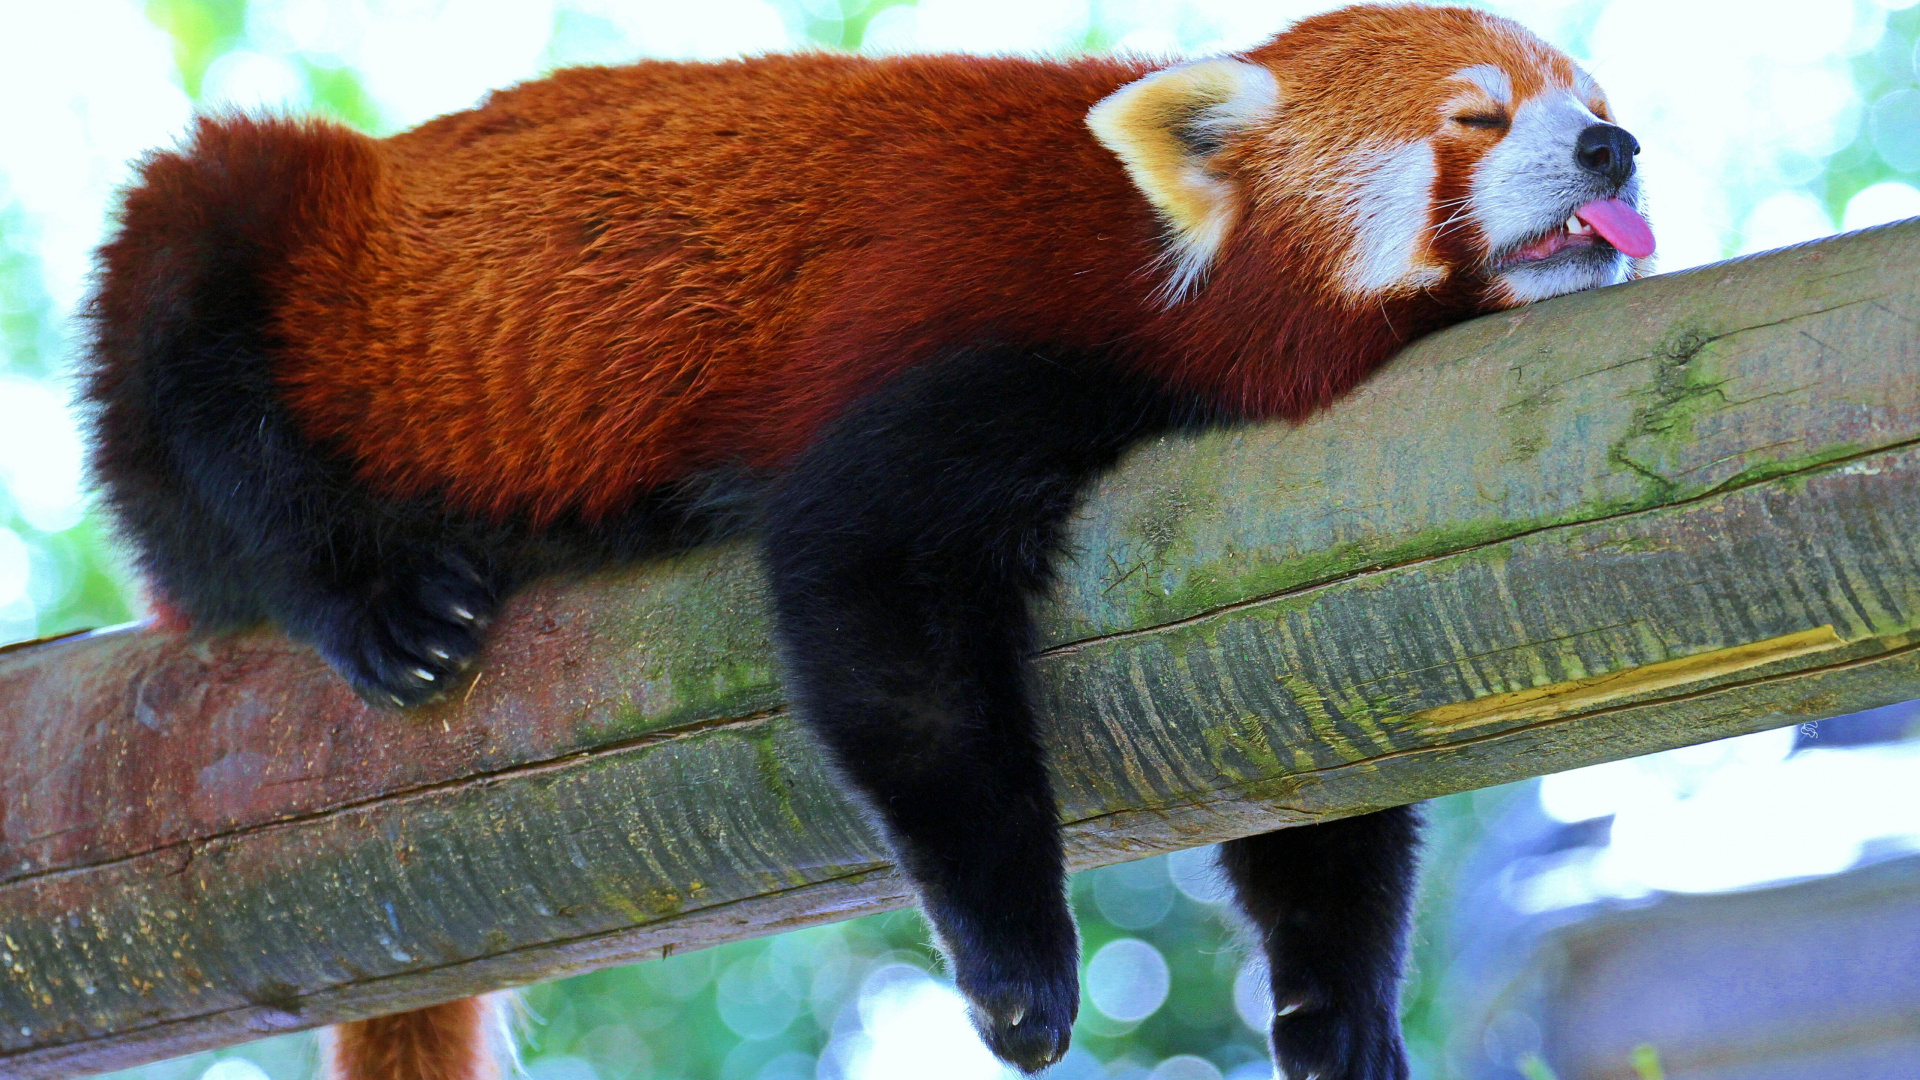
<box><xmin>199</xmin><ymin>1060</ymin><xmax>271</xmax><ymax>1080</ymax></box>
<box><xmin>1843</xmin><ymin>181</ymin><xmax>1920</xmax><ymax>231</ymax></box>
<box><xmin>0</xmin><ymin>377</ymin><xmax>87</xmax><ymax>533</ymax></box>
<box><xmin>1576</xmin><ymin>0</ymin><xmax>1871</xmax><ymax>265</ymax></box>
<box><xmin>1529</xmin><ymin>727</ymin><xmax>1920</xmax><ymax>908</ymax></box>
<box><xmin>0</xmin><ymin>0</ymin><xmax>189</xmax><ymax>315</ymax></box>
<box><xmin>0</xmin><ymin>529</ymin><xmax>28</xmax><ymax>609</ymax></box>
<box><xmin>551</xmin><ymin>0</ymin><xmax>789</xmax><ymax>63</ymax></box>
<box><xmin>200</xmin><ymin>50</ymin><xmax>309</xmax><ymax>112</ymax></box>
<box><xmin>841</xmin><ymin>964</ymin><xmax>1015</xmax><ymax>1080</ymax></box>
<box><xmin>1739</xmin><ymin>191</ymin><xmax>1836</xmax><ymax>255</ymax></box>
<box><xmin>1167</xmin><ymin>845</ymin><xmax>1232</xmax><ymax>904</ymax></box>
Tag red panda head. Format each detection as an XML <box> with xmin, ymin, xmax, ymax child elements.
<box><xmin>1088</xmin><ymin>3</ymin><xmax>1653</xmax><ymax>312</ymax></box>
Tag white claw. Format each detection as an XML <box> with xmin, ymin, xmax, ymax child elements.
<box><xmin>429</xmin><ymin>647</ymin><xmax>452</xmax><ymax>661</ymax></box>
<box><xmin>1276</xmin><ymin>1001</ymin><xmax>1303</xmax><ymax>1017</ymax></box>
<box><xmin>452</xmin><ymin>605</ymin><xmax>475</xmax><ymax>622</ymax></box>
<box><xmin>413</xmin><ymin>667</ymin><xmax>436</xmax><ymax>682</ymax></box>
<box><xmin>388</xmin><ymin>694</ymin><xmax>407</xmax><ymax>706</ymax></box>
<box><xmin>1007</xmin><ymin>1005</ymin><xmax>1025</xmax><ymax>1026</ymax></box>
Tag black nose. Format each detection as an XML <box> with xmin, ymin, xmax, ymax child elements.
<box><xmin>1575</xmin><ymin>123</ymin><xmax>1639</xmax><ymax>186</ymax></box>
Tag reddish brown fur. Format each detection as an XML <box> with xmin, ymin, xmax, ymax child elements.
<box><xmin>1238</xmin><ymin>5</ymin><xmax>1587</xmax><ymax>277</ymax></box>
<box><xmin>255</xmin><ymin>54</ymin><xmax>1169</xmax><ymax>522</ymax></box>
<box><xmin>327</xmin><ymin>999</ymin><xmax>501</xmax><ymax>1080</ymax></box>
<box><xmin>119</xmin><ymin>6</ymin><xmax>1566</xmax><ymax>526</ymax></box>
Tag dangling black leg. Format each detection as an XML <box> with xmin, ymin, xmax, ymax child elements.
<box><xmin>762</xmin><ymin>344</ymin><xmax>1203</xmax><ymax>1073</ymax></box>
<box><xmin>1221</xmin><ymin>806</ymin><xmax>1423</xmax><ymax>1080</ymax></box>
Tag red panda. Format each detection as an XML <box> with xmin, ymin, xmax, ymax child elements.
<box><xmin>83</xmin><ymin>5</ymin><xmax>1651</xmax><ymax>1080</ymax></box>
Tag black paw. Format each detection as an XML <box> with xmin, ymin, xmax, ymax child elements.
<box><xmin>958</xmin><ymin>963</ymin><xmax>1078</xmax><ymax>1074</ymax></box>
<box><xmin>315</xmin><ymin>555</ymin><xmax>500</xmax><ymax>708</ymax></box>
<box><xmin>1268</xmin><ymin>991</ymin><xmax>1408</xmax><ymax>1080</ymax></box>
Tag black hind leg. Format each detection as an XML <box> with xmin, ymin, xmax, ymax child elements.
<box><xmin>289</xmin><ymin>542</ymin><xmax>507</xmax><ymax>707</ymax></box>
<box><xmin>773</xmin><ymin>570</ymin><xmax>1078</xmax><ymax>1071</ymax></box>
<box><xmin>84</xmin><ymin>127</ymin><xmax>515</xmax><ymax>708</ymax></box>
<box><xmin>132</xmin><ymin>315</ymin><xmax>504</xmax><ymax>706</ymax></box>
<box><xmin>762</xmin><ymin>345</ymin><xmax>1201</xmax><ymax>1072</ymax></box>
<box><xmin>162</xmin><ymin>419</ymin><xmax>507</xmax><ymax>706</ymax></box>
<box><xmin>1221</xmin><ymin>806</ymin><xmax>1423</xmax><ymax>1080</ymax></box>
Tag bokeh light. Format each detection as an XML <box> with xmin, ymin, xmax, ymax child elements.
<box><xmin>1086</xmin><ymin>939</ymin><xmax>1172</xmax><ymax>1024</ymax></box>
<box><xmin>1845</xmin><ymin>177</ymin><xmax>1920</xmax><ymax>227</ymax></box>
<box><xmin>1093</xmin><ymin>855</ymin><xmax>1178</xmax><ymax>931</ymax></box>
<box><xmin>839</xmin><ymin>962</ymin><xmax>1015</xmax><ymax>1080</ymax></box>
<box><xmin>198</xmin><ymin>1062</ymin><xmax>271</xmax><ymax>1080</ymax></box>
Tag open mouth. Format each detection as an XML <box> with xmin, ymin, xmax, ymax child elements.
<box><xmin>1499</xmin><ymin>198</ymin><xmax>1656</xmax><ymax>269</ymax></box>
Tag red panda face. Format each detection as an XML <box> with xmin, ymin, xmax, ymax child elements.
<box><xmin>1088</xmin><ymin>4</ymin><xmax>1653</xmax><ymax>313</ymax></box>
<box><xmin>1453</xmin><ymin>64</ymin><xmax>1654</xmax><ymax>306</ymax></box>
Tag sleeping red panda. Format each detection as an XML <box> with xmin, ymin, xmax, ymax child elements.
<box><xmin>83</xmin><ymin>5</ymin><xmax>1652</xmax><ymax>1079</ymax></box>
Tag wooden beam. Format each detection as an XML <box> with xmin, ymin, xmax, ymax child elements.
<box><xmin>4</xmin><ymin>220</ymin><xmax>1918</xmax><ymax>1078</ymax></box>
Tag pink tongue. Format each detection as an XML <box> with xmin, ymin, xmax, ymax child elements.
<box><xmin>1575</xmin><ymin>198</ymin><xmax>1655</xmax><ymax>259</ymax></box>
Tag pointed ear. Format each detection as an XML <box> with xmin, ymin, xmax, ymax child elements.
<box><xmin>1086</xmin><ymin>58</ymin><xmax>1279</xmax><ymax>300</ymax></box>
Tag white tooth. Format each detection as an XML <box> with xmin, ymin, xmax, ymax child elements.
<box><xmin>1566</xmin><ymin>215</ymin><xmax>1581</xmax><ymax>233</ymax></box>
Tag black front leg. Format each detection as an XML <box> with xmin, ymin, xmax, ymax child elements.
<box><xmin>1221</xmin><ymin>806</ymin><xmax>1424</xmax><ymax>1080</ymax></box>
<box><xmin>771</xmin><ymin>550</ymin><xmax>1079</xmax><ymax>1070</ymax></box>
<box><xmin>762</xmin><ymin>344</ymin><xmax>1201</xmax><ymax>1072</ymax></box>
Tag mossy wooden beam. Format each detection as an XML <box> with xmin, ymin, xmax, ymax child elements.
<box><xmin>4</xmin><ymin>220</ymin><xmax>1919</xmax><ymax>1079</ymax></box>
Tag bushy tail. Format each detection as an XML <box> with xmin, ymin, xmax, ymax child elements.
<box><xmin>82</xmin><ymin>114</ymin><xmax>384</xmax><ymax>629</ymax></box>
<box><xmin>85</xmin><ymin>119</ymin><xmax>506</xmax><ymax>1080</ymax></box>
<box><xmin>326</xmin><ymin>997</ymin><xmax>514</xmax><ymax>1080</ymax></box>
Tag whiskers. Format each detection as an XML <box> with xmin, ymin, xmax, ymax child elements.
<box><xmin>1429</xmin><ymin>193</ymin><xmax>1480</xmax><ymax>237</ymax></box>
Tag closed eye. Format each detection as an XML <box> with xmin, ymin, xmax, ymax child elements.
<box><xmin>1453</xmin><ymin>114</ymin><xmax>1509</xmax><ymax>130</ymax></box>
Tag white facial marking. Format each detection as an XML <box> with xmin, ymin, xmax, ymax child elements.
<box><xmin>1469</xmin><ymin>85</ymin><xmax>1643</xmax><ymax>303</ymax></box>
<box><xmin>1452</xmin><ymin>64</ymin><xmax>1513</xmax><ymax>108</ymax></box>
<box><xmin>1474</xmin><ymin>89</ymin><xmax>1602</xmax><ymax>249</ymax></box>
<box><xmin>1338</xmin><ymin>140</ymin><xmax>1446</xmax><ymax>296</ymax></box>
<box><xmin>1497</xmin><ymin>250</ymin><xmax>1626</xmax><ymax>304</ymax></box>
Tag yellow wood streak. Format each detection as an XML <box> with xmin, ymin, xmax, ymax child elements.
<box><xmin>1404</xmin><ymin>625</ymin><xmax>1848</xmax><ymax>736</ymax></box>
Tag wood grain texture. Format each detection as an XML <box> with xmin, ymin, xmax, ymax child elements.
<box><xmin>3</xmin><ymin>220</ymin><xmax>1918</xmax><ymax>1078</ymax></box>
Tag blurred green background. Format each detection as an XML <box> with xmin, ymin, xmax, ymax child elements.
<box><xmin>4</xmin><ymin>2</ymin><xmax>1919</xmax><ymax>1079</ymax></box>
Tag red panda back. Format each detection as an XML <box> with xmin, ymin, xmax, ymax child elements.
<box><xmin>262</xmin><ymin>53</ymin><xmax>1165</xmax><ymax>524</ymax></box>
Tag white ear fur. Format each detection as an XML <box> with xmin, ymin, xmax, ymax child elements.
<box><xmin>1086</xmin><ymin>58</ymin><xmax>1279</xmax><ymax>303</ymax></box>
